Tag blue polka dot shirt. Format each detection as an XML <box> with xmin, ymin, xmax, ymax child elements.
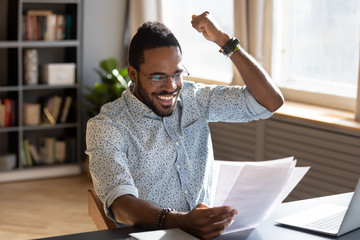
<box><xmin>86</xmin><ymin>81</ymin><xmax>273</xmax><ymax>221</ymax></box>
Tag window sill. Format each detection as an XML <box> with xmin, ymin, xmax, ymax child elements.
<box><xmin>275</xmin><ymin>101</ymin><xmax>360</xmax><ymax>133</ymax></box>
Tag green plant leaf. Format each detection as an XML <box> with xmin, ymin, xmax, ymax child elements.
<box><xmin>112</xmin><ymin>69</ymin><xmax>128</xmax><ymax>88</ymax></box>
<box><xmin>82</xmin><ymin>58</ymin><xmax>129</xmax><ymax>118</ymax></box>
<box><xmin>100</xmin><ymin>58</ymin><xmax>118</xmax><ymax>73</ymax></box>
<box><xmin>119</xmin><ymin>68</ymin><xmax>128</xmax><ymax>77</ymax></box>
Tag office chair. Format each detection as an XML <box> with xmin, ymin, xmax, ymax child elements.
<box><xmin>88</xmin><ymin>188</ymin><xmax>116</xmax><ymax>230</ymax></box>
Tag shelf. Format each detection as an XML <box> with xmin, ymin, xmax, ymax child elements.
<box><xmin>0</xmin><ymin>41</ymin><xmax>21</xmax><ymax>48</ymax></box>
<box><xmin>22</xmin><ymin>0</ymin><xmax>79</xmax><ymax>4</ymax></box>
<box><xmin>0</xmin><ymin>40</ymin><xmax>79</xmax><ymax>48</ymax></box>
<box><xmin>0</xmin><ymin>85</ymin><xmax>78</xmax><ymax>92</ymax></box>
<box><xmin>22</xmin><ymin>122</ymin><xmax>78</xmax><ymax>131</ymax></box>
<box><xmin>0</xmin><ymin>126</ymin><xmax>20</xmax><ymax>133</ymax></box>
<box><xmin>0</xmin><ymin>86</ymin><xmax>19</xmax><ymax>92</ymax></box>
<box><xmin>22</xmin><ymin>84</ymin><xmax>78</xmax><ymax>90</ymax></box>
<box><xmin>0</xmin><ymin>163</ymin><xmax>81</xmax><ymax>183</ymax></box>
<box><xmin>22</xmin><ymin>40</ymin><xmax>80</xmax><ymax>48</ymax></box>
<box><xmin>0</xmin><ymin>0</ymin><xmax>82</xmax><ymax>182</ymax></box>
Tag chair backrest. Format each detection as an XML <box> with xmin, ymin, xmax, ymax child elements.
<box><xmin>87</xmin><ymin>188</ymin><xmax>116</xmax><ymax>230</ymax></box>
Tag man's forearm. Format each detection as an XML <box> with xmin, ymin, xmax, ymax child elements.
<box><xmin>229</xmin><ymin>45</ymin><xmax>284</xmax><ymax>112</ymax></box>
<box><xmin>111</xmin><ymin>196</ymin><xmax>236</xmax><ymax>240</ymax></box>
<box><xmin>192</xmin><ymin>12</ymin><xmax>284</xmax><ymax>112</ymax></box>
<box><xmin>111</xmin><ymin>195</ymin><xmax>161</xmax><ymax>229</ymax></box>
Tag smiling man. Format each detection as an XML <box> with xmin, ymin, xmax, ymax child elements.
<box><xmin>131</xmin><ymin>46</ymin><xmax>184</xmax><ymax>117</ymax></box>
<box><xmin>86</xmin><ymin>12</ymin><xmax>283</xmax><ymax>240</ymax></box>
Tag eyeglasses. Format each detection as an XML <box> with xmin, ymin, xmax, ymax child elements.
<box><xmin>138</xmin><ymin>66</ymin><xmax>189</xmax><ymax>87</ymax></box>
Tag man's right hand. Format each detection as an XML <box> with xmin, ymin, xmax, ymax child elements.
<box><xmin>191</xmin><ymin>11</ymin><xmax>230</xmax><ymax>48</ymax></box>
<box><xmin>168</xmin><ymin>202</ymin><xmax>238</xmax><ymax>239</ymax></box>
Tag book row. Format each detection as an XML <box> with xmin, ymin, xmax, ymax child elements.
<box><xmin>0</xmin><ymin>95</ymin><xmax>73</xmax><ymax>128</ymax></box>
<box><xmin>39</xmin><ymin>95</ymin><xmax>73</xmax><ymax>125</ymax></box>
<box><xmin>22</xmin><ymin>137</ymin><xmax>76</xmax><ymax>167</ymax></box>
<box><xmin>23</xmin><ymin>10</ymin><xmax>73</xmax><ymax>41</ymax></box>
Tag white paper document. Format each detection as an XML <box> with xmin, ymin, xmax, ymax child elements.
<box><xmin>129</xmin><ymin>228</ymin><xmax>199</xmax><ymax>240</ymax></box>
<box><xmin>212</xmin><ymin>156</ymin><xmax>309</xmax><ymax>234</ymax></box>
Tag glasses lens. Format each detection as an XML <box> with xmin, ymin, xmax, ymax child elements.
<box><xmin>148</xmin><ymin>68</ymin><xmax>189</xmax><ymax>87</ymax></box>
<box><xmin>150</xmin><ymin>75</ymin><xmax>164</xmax><ymax>82</ymax></box>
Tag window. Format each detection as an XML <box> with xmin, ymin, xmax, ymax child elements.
<box><xmin>272</xmin><ymin>0</ymin><xmax>360</xmax><ymax>111</ymax></box>
<box><xmin>162</xmin><ymin>0</ymin><xmax>234</xmax><ymax>83</ymax></box>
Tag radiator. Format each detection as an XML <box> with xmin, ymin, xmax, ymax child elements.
<box><xmin>209</xmin><ymin>117</ymin><xmax>360</xmax><ymax>202</ymax></box>
<box><xmin>209</xmin><ymin>122</ymin><xmax>257</xmax><ymax>161</ymax></box>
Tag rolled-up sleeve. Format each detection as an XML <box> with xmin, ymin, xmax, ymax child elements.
<box><xmin>182</xmin><ymin>82</ymin><xmax>273</xmax><ymax>123</ymax></box>
<box><xmin>86</xmin><ymin>116</ymin><xmax>138</xmax><ymax>221</ymax></box>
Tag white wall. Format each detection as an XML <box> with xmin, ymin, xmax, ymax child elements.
<box><xmin>81</xmin><ymin>0</ymin><xmax>128</xmax><ymax>158</ymax></box>
<box><xmin>82</xmin><ymin>0</ymin><xmax>128</xmax><ymax>89</ymax></box>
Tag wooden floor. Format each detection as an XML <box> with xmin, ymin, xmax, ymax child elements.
<box><xmin>0</xmin><ymin>174</ymin><xmax>97</xmax><ymax>240</ymax></box>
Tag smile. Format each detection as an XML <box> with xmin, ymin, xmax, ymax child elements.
<box><xmin>157</xmin><ymin>95</ymin><xmax>176</xmax><ymax>101</ymax></box>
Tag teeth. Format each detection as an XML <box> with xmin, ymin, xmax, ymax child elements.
<box><xmin>158</xmin><ymin>95</ymin><xmax>174</xmax><ymax>101</ymax></box>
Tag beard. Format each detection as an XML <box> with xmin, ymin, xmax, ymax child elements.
<box><xmin>136</xmin><ymin>78</ymin><xmax>180</xmax><ymax>117</ymax></box>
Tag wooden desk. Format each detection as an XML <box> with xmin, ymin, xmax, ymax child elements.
<box><xmin>35</xmin><ymin>192</ymin><xmax>360</xmax><ymax>240</ymax></box>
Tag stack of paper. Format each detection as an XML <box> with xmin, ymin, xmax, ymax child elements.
<box><xmin>212</xmin><ymin>156</ymin><xmax>309</xmax><ymax>234</ymax></box>
<box><xmin>129</xmin><ymin>228</ymin><xmax>199</xmax><ymax>240</ymax></box>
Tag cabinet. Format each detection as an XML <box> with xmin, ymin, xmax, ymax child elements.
<box><xmin>0</xmin><ymin>0</ymin><xmax>82</xmax><ymax>182</ymax></box>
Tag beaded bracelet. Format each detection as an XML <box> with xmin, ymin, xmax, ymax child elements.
<box><xmin>219</xmin><ymin>37</ymin><xmax>240</xmax><ymax>57</ymax></box>
<box><xmin>157</xmin><ymin>208</ymin><xmax>176</xmax><ymax>229</ymax></box>
<box><xmin>227</xmin><ymin>44</ymin><xmax>241</xmax><ymax>58</ymax></box>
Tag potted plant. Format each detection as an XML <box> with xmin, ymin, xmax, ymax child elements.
<box><xmin>83</xmin><ymin>57</ymin><xmax>130</xmax><ymax>118</ymax></box>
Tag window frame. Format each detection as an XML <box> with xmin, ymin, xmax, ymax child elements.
<box><xmin>159</xmin><ymin>0</ymin><xmax>360</xmax><ymax>119</ymax></box>
<box><xmin>270</xmin><ymin>0</ymin><xmax>359</xmax><ymax>114</ymax></box>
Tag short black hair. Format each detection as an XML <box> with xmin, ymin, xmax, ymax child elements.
<box><xmin>128</xmin><ymin>21</ymin><xmax>182</xmax><ymax>70</ymax></box>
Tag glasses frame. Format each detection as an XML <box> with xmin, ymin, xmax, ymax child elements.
<box><xmin>138</xmin><ymin>66</ymin><xmax>190</xmax><ymax>87</ymax></box>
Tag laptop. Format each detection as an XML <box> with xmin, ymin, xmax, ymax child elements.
<box><xmin>275</xmin><ymin>178</ymin><xmax>360</xmax><ymax>236</ymax></box>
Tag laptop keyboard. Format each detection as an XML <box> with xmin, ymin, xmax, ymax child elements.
<box><xmin>305</xmin><ymin>210</ymin><xmax>346</xmax><ymax>232</ymax></box>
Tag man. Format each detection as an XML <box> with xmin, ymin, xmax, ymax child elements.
<box><xmin>86</xmin><ymin>11</ymin><xmax>283</xmax><ymax>239</ymax></box>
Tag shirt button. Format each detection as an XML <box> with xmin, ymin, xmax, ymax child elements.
<box><xmin>184</xmin><ymin>190</ymin><xmax>188</xmax><ymax>194</ymax></box>
<box><xmin>177</xmin><ymin>165</ymin><xmax>180</xmax><ymax>169</ymax></box>
<box><xmin>175</xmin><ymin>141</ymin><xmax>179</xmax><ymax>146</ymax></box>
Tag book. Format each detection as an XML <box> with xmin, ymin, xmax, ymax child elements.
<box><xmin>41</xmin><ymin>97</ymin><xmax>55</xmax><ymax>125</ymax></box>
<box><xmin>60</xmin><ymin>96</ymin><xmax>72</xmax><ymax>123</ymax></box>
<box><xmin>39</xmin><ymin>137</ymin><xmax>56</xmax><ymax>164</ymax></box>
<box><xmin>24</xmin><ymin>10</ymin><xmax>67</xmax><ymax>41</ymax></box>
<box><xmin>129</xmin><ymin>228</ymin><xmax>199</xmax><ymax>240</ymax></box>
<box><xmin>65</xmin><ymin>14</ymin><xmax>72</xmax><ymax>39</ymax></box>
<box><xmin>0</xmin><ymin>103</ymin><xmax>5</xmax><ymax>127</ymax></box>
<box><xmin>55</xmin><ymin>140</ymin><xmax>66</xmax><ymax>163</ymax></box>
<box><xmin>19</xmin><ymin>148</ymin><xmax>27</xmax><ymax>167</ymax></box>
<box><xmin>9</xmin><ymin>99</ymin><xmax>16</xmax><ymax>126</ymax></box>
<box><xmin>22</xmin><ymin>139</ymin><xmax>33</xmax><ymax>167</ymax></box>
<box><xmin>41</xmin><ymin>95</ymin><xmax>62</xmax><ymax>125</ymax></box>
<box><xmin>25</xmin><ymin>10</ymin><xmax>52</xmax><ymax>40</ymax></box>
<box><xmin>3</xmin><ymin>98</ymin><xmax>13</xmax><ymax>127</ymax></box>
<box><xmin>27</xmin><ymin>10</ymin><xmax>53</xmax><ymax>16</ymax></box>
<box><xmin>55</xmin><ymin>14</ymin><xmax>65</xmax><ymax>40</ymax></box>
<box><xmin>29</xmin><ymin>144</ymin><xmax>41</xmax><ymax>165</ymax></box>
<box><xmin>51</xmin><ymin>96</ymin><xmax>62</xmax><ymax>123</ymax></box>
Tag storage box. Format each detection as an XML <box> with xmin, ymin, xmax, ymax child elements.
<box><xmin>23</xmin><ymin>103</ymin><xmax>41</xmax><ymax>125</ymax></box>
<box><xmin>41</xmin><ymin>63</ymin><xmax>76</xmax><ymax>85</ymax></box>
<box><xmin>0</xmin><ymin>153</ymin><xmax>16</xmax><ymax>171</ymax></box>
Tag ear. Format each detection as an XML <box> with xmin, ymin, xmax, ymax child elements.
<box><xmin>127</xmin><ymin>65</ymin><xmax>138</xmax><ymax>83</ymax></box>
